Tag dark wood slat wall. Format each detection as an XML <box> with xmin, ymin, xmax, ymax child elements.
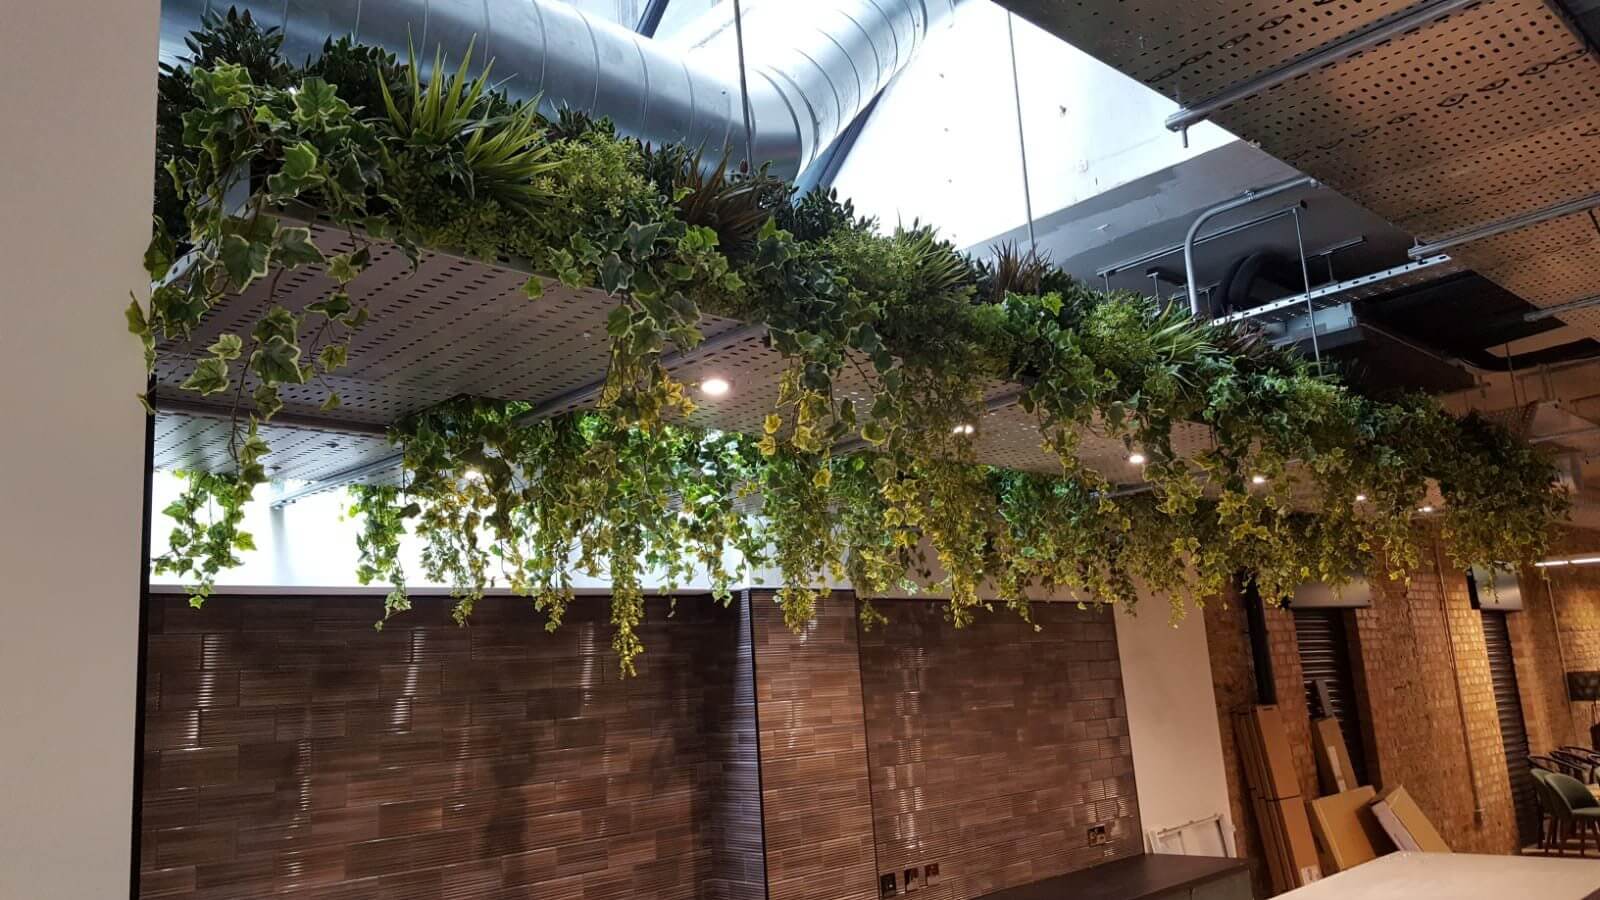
<box><xmin>748</xmin><ymin>591</ymin><xmax>882</xmax><ymax>900</ymax></box>
<box><xmin>138</xmin><ymin>591</ymin><xmax>1143</xmax><ymax>900</ymax></box>
<box><xmin>138</xmin><ymin>593</ymin><xmax>763</xmax><ymax>900</ymax></box>
<box><xmin>859</xmin><ymin>601</ymin><xmax>1141</xmax><ymax>899</ymax></box>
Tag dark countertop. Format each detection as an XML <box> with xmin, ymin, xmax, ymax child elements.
<box><xmin>975</xmin><ymin>854</ymin><xmax>1250</xmax><ymax>900</ymax></box>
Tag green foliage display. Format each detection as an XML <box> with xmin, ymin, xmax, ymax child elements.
<box><xmin>139</xmin><ymin>16</ymin><xmax>1568</xmax><ymax>672</ymax></box>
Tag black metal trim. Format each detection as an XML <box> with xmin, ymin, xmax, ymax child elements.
<box><xmin>1241</xmin><ymin>575</ymin><xmax>1276</xmax><ymax>706</ymax></box>
<box><xmin>743</xmin><ymin>590</ymin><xmax>772</xmax><ymax>899</ymax></box>
<box><xmin>129</xmin><ymin>380</ymin><xmax>156</xmax><ymax>898</ymax></box>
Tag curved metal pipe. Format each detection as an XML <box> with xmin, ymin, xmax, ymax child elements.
<box><xmin>1185</xmin><ymin>176</ymin><xmax>1318</xmax><ymax>317</ymax></box>
<box><xmin>160</xmin><ymin>0</ymin><xmax>963</xmax><ymax>180</ymax></box>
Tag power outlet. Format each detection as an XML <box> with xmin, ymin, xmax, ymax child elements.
<box><xmin>880</xmin><ymin>872</ymin><xmax>898</xmax><ymax>897</ymax></box>
<box><xmin>924</xmin><ymin>862</ymin><xmax>941</xmax><ymax>885</ymax></box>
<box><xmin>1087</xmin><ymin>824</ymin><xmax>1109</xmax><ymax>846</ymax></box>
<box><xmin>904</xmin><ymin>867</ymin><xmax>920</xmax><ymax>892</ymax></box>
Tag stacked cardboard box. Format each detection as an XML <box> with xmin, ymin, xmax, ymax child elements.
<box><xmin>1234</xmin><ymin>706</ymin><xmax>1323</xmax><ymax>893</ymax></box>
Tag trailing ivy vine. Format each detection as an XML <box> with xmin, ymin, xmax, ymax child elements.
<box><xmin>139</xmin><ymin>13</ymin><xmax>1568</xmax><ymax>672</ymax></box>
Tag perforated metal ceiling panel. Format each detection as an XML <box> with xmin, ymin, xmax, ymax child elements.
<box><xmin>154</xmin><ymin>413</ymin><xmax>399</xmax><ymax>484</ymax></box>
<box><xmin>155</xmin><ymin>216</ymin><xmax>751</xmax><ymax>427</ymax></box>
<box><xmin>999</xmin><ymin>0</ymin><xmax>1600</xmax><ymax>342</ymax></box>
<box><xmin>1000</xmin><ymin>0</ymin><xmax>1419</xmax><ymax>103</ymax></box>
<box><xmin>1450</xmin><ymin>208</ymin><xmax>1600</xmax><ymax>332</ymax></box>
<box><xmin>1205</xmin><ymin>0</ymin><xmax>1600</xmax><ymax>237</ymax></box>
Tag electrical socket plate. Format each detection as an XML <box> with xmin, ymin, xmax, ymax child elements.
<box><xmin>1088</xmin><ymin>824</ymin><xmax>1109</xmax><ymax>846</ymax></box>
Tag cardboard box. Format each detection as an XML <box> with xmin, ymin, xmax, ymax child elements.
<box><xmin>1252</xmin><ymin>793</ymin><xmax>1291</xmax><ymax>892</ymax></box>
<box><xmin>1275</xmin><ymin>795</ymin><xmax>1325</xmax><ymax>887</ymax></box>
<box><xmin>1248</xmin><ymin>705</ymin><xmax>1302</xmax><ymax>799</ymax></box>
<box><xmin>1371</xmin><ymin>785</ymin><xmax>1451</xmax><ymax>853</ymax></box>
<box><xmin>1308</xmin><ymin>787</ymin><xmax>1391</xmax><ymax>872</ymax></box>
<box><xmin>1312</xmin><ymin>717</ymin><xmax>1360</xmax><ymax>794</ymax></box>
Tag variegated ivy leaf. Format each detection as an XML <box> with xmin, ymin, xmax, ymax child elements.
<box><xmin>181</xmin><ymin>356</ymin><xmax>230</xmax><ymax>396</ymax></box>
<box><xmin>274</xmin><ymin>226</ymin><xmax>323</xmax><ymax>267</ymax></box>
<box><xmin>218</xmin><ymin>234</ymin><xmax>270</xmax><ymax>289</ymax></box>
<box><xmin>318</xmin><ymin>343</ymin><xmax>348</xmax><ymax>372</ymax></box>
<box><xmin>252</xmin><ymin>383</ymin><xmax>284</xmax><ymax>419</ymax></box>
<box><xmin>207</xmin><ymin>333</ymin><xmax>243</xmax><ymax>361</ymax></box>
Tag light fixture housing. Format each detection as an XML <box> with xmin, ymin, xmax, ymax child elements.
<box><xmin>1354</xmin><ymin>493</ymin><xmax>1367</xmax><ymax>502</ymax></box>
<box><xmin>1250</xmin><ymin>474</ymin><xmax>1267</xmax><ymax>485</ymax></box>
<box><xmin>1127</xmin><ymin>452</ymin><xmax>1147</xmax><ymax>466</ymax></box>
<box><xmin>700</xmin><ymin>376</ymin><xmax>731</xmax><ymax>397</ymax></box>
<box><xmin>952</xmin><ymin>423</ymin><xmax>975</xmax><ymax>436</ymax></box>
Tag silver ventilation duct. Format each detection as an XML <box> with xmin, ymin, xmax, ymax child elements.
<box><xmin>159</xmin><ymin>0</ymin><xmax>962</xmax><ymax>179</ymax></box>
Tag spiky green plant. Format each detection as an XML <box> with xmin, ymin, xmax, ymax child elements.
<box><xmin>380</xmin><ymin>39</ymin><xmax>558</xmax><ymax>213</ymax></box>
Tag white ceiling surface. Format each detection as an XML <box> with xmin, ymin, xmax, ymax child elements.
<box><xmin>998</xmin><ymin>0</ymin><xmax>1600</xmax><ymax>339</ymax></box>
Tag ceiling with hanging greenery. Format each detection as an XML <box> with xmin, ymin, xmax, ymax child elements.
<box><xmin>132</xmin><ymin>11</ymin><xmax>1567</xmax><ymax>673</ymax></box>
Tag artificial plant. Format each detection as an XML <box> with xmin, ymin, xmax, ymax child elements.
<box><xmin>137</xmin><ymin>12</ymin><xmax>1568</xmax><ymax>671</ymax></box>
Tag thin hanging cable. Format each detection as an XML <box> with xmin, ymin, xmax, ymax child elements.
<box><xmin>1291</xmin><ymin>206</ymin><xmax>1322</xmax><ymax>369</ymax></box>
<box><xmin>732</xmin><ymin>0</ymin><xmax>756</xmax><ymax>170</ymax></box>
<box><xmin>1006</xmin><ymin>12</ymin><xmax>1036</xmax><ymax>251</ymax></box>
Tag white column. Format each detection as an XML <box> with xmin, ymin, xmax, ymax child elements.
<box><xmin>1115</xmin><ymin>599</ymin><xmax>1237</xmax><ymax>856</ymax></box>
<box><xmin>0</xmin><ymin>1</ymin><xmax>159</xmax><ymax>896</ymax></box>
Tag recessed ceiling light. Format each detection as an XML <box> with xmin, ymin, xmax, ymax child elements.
<box><xmin>1250</xmin><ymin>474</ymin><xmax>1267</xmax><ymax>485</ymax></box>
<box><xmin>952</xmin><ymin>423</ymin><xmax>975</xmax><ymax>436</ymax></box>
<box><xmin>1354</xmin><ymin>493</ymin><xmax>1368</xmax><ymax>502</ymax></box>
<box><xmin>1417</xmin><ymin>505</ymin><xmax>1433</xmax><ymax>514</ymax></box>
<box><xmin>700</xmin><ymin>377</ymin><xmax>731</xmax><ymax>397</ymax></box>
<box><xmin>463</xmin><ymin>468</ymin><xmax>484</xmax><ymax>481</ymax></box>
<box><xmin>1127</xmin><ymin>452</ymin><xmax>1147</xmax><ymax>466</ymax></box>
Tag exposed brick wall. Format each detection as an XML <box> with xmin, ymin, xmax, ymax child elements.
<box><xmin>1351</xmin><ymin>541</ymin><xmax>1518</xmax><ymax>856</ymax></box>
<box><xmin>749</xmin><ymin>592</ymin><xmax>880</xmax><ymax>900</ymax></box>
<box><xmin>1512</xmin><ymin>527</ymin><xmax>1600</xmax><ymax>753</ymax></box>
<box><xmin>1203</xmin><ymin>526</ymin><xmax>1595</xmax><ymax>893</ymax></box>
<box><xmin>138</xmin><ymin>593</ymin><xmax>762</xmax><ymax>900</ymax></box>
<box><xmin>858</xmin><ymin>601</ymin><xmax>1140</xmax><ymax>899</ymax></box>
<box><xmin>1200</xmin><ymin>588</ymin><xmax>1270</xmax><ymax>899</ymax></box>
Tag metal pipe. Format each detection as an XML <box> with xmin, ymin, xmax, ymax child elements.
<box><xmin>1527</xmin><ymin>292</ymin><xmax>1600</xmax><ymax>322</ymax></box>
<box><xmin>1431</xmin><ymin>538</ymin><xmax>1485</xmax><ymax>825</ymax></box>
<box><xmin>1185</xmin><ymin>177</ymin><xmax>1319</xmax><ymax>317</ymax></box>
<box><xmin>271</xmin><ymin>323</ymin><xmax>769</xmax><ymax>506</ymax></box>
<box><xmin>1532</xmin><ymin>425</ymin><xmax>1600</xmax><ymax>444</ymax></box>
<box><xmin>1165</xmin><ymin>0</ymin><xmax>1482</xmax><ymax>134</ymax></box>
<box><xmin>1409</xmin><ymin>192</ymin><xmax>1600</xmax><ymax>259</ymax></box>
<box><xmin>160</xmin><ymin>0</ymin><xmax>965</xmax><ymax>180</ymax></box>
<box><xmin>1095</xmin><ymin>203</ymin><xmax>1303</xmax><ymax>279</ymax></box>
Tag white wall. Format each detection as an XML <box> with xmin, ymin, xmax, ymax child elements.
<box><xmin>0</xmin><ymin>1</ymin><xmax>159</xmax><ymax>896</ymax></box>
<box><xmin>1114</xmin><ymin>599</ymin><xmax>1236</xmax><ymax>857</ymax></box>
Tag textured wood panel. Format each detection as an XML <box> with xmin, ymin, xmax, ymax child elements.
<box><xmin>750</xmin><ymin>592</ymin><xmax>881</xmax><ymax>900</ymax></box>
<box><xmin>138</xmin><ymin>593</ymin><xmax>763</xmax><ymax>900</ymax></box>
<box><xmin>859</xmin><ymin>601</ymin><xmax>1142</xmax><ymax>899</ymax></box>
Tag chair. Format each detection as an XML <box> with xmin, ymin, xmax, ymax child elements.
<box><xmin>1543</xmin><ymin>771</ymin><xmax>1600</xmax><ymax>857</ymax></box>
<box><xmin>1552</xmin><ymin>749</ymin><xmax>1599</xmax><ymax>785</ymax></box>
<box><xmin>1531</xmin><ymin>768</ymin><xmax>1566</xmax><ymax>853</ymax></box>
